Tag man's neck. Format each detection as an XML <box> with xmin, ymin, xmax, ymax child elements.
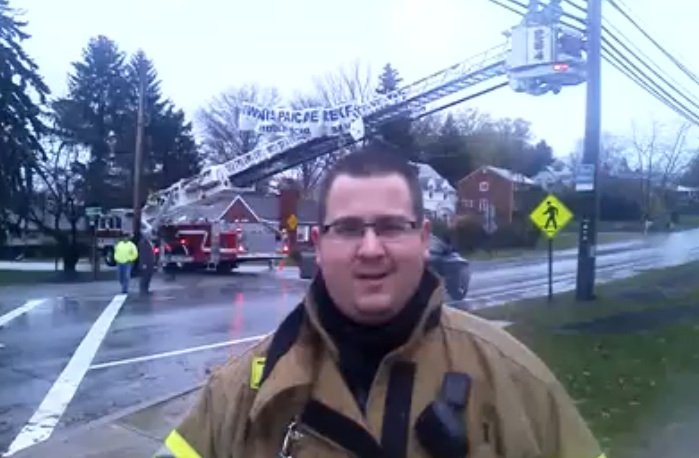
<box><xmin>312</xmin><ymin>271</ymin><xmax>437</xmax><ymax>412</ymax></box>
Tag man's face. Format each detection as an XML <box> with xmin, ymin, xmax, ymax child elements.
<box><xmin>312</xmin><ymin>173</ymin><xmax>430</xmax><ymax>325</ymax></box>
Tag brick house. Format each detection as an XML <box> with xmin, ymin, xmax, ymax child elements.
<box><xmin>457</xmin><ymin>165</ymin><xmax>541</xmax><ymax>225</ymax></box>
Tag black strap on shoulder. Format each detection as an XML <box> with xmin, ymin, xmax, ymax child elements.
<box><xmin>380</xmin><ymin>361</ymin><xmax>416</xmax><ymax>458</ymax></box>
<box><xmin>259</xmin><ymin>303</ymin><xmax>305</xmax><ymax>386</ymax></box>
<box><xmin>415</xmin><ymin>372</ymin><xmax>472</xmax><ymax>458</ymax></box>
<box><xmin>300</xmin><ymin>400</ymin><xmax>384</xmax><ymax>458</ymax></box>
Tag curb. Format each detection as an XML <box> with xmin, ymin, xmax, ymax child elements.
<box><xmin>25</xmin><ymin>382</ymin><xmax>205</xmax><ymax>448</ymax></box>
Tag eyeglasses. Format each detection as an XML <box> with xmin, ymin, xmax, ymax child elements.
<box><xmin>321</xmin><ymin>216</ymin><xmax>419</xmax><ymax>240</ymax></box>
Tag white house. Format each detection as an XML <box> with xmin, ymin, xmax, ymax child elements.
<box><xmin>531</xmin><ymin>160</ymin><xmax>575</xmax><ymax>190</ymax></box>
<box><xmin>413</xmin><ymin>163</ymin><xmax>457</xmax><ymax>221</ymax></box>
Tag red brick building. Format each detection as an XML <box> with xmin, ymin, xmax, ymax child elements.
<box><xmin>457</xmin><ymin>166</ymin><xmax>540</xmax><ymax>225</ymax></box>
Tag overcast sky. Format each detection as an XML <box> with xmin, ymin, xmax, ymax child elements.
<box><xmin>16</xmin><ymin>0</ymin><xmax>699</xmax><ymax>158</ymax></box>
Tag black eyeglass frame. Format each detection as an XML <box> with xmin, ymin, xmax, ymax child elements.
<box><xmin>320</xmin><ymin>216</ymin><xmax>420</xmax><ymax>239</ymax></box>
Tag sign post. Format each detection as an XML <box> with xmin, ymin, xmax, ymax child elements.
<box><xmin>85</xmin><ymin>207</ymin><xmax>102</xmax><ymax>280</ymax></box>
<box><xmin>529</xmin><ymin>193</ymin><xmax>574</xmax><ymax>302</ymax></box>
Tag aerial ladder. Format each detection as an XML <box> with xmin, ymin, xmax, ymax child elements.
<box><xmin>142</xmin><ymin>0</ymin><xmax>586</xmax><ymax>226</ymax></box>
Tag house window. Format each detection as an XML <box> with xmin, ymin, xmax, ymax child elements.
<box><xmin>479</xmin><ymin>198</ymin><xmax>489</xmax><ymax>211</ymax></box>
<box><xmin>462</xmin><ymin>199</ymin><xmax>474</xmax><ymax>209</ymax></box>
<box><xmin>479</xmin><ymin>181</ymin><xmax>489</xmax><ymax>192</ymax></box>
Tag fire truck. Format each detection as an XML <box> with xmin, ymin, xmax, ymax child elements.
<box><xmin>154</xmin><ymin>192</ymin><xmax>291</xmax><ymax>272</ymax></box>
<box><xmin>97</xmin><ymin>193</ymin><xmax>292</xmax><ymax>271</ymax></box>
<box><xmin>130</xmin><ymin>4</ymin><xmax>587</xmax><ymax>274</ymax></box>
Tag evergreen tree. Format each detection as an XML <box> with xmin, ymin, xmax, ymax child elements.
<box><xmin>54</xmin><ymin>40</ymin><xmax>200</xmax><ymax>209</ymax></box>
<box><xmin>127</xmin><ymin>50</ymin><xmax>200</xmax><ymax>201</ymax></box>
<box><xmin>375</xmin><ymin>63</ymin><xmax>413</xmax><ymax>153</ymax></box>
<box><xmin>423</xmin><ymin>114</ymin><xmax>473</xmax><ymax>186</ymax></box>
<box><xmin>0</xmin><ymin>0</ymin><xmax>50</xmax><ymax>236</ymax></box>
<box><xmin>376</xmin><ymin>63</ymin><xmax>402</xmax><ymax>95</ymax></box>
<box><xmin>53</xmin><ymin>35</ymin><xmax>133</xmax><ymax>208</ymax></box>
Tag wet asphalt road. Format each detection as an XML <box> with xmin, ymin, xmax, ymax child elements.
<box><xmin>1</xmin><ymin>228</ymin><xmax>698</xmax><ymax>454</ymax></box>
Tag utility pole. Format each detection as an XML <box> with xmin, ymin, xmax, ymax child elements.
<box><xmin>133</xmin><ymin>64</ymin><xmax>146</xmax><ymax>242</ymax></box>
<box><xmin>575</xmin><ymin>0</ymin><xmax>602</xmax><ymax>301</ymax></box>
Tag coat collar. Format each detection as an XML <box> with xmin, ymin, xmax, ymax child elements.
<box><xmin>249</xmin><ymin>269</ymin><xmax>445</xmax><ymax>422</ymax></box>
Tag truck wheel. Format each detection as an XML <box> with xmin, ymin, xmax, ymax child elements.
<box><xmin>103</xmin><ymin>247</ymin><xmax>116</xmax><ymax>267</ymax></box>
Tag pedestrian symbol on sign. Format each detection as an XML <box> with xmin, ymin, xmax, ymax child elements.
<box><xmin>530</xmin><ymin>193</ymin><xmax>573</xmax><ymax>239</ymax></box>
<box><xmin>543</xmin><ymin>200</ymin><xmax>559</xmax><ymax>230</ymax></box>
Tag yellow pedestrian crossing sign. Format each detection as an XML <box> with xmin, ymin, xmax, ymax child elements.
<box><xmin>287</xmin><ymin>213</ymin><xmax>298</xmax><ymax>231</ymax></box>
<box><xmin>530</xmin><ymin>194</ymin><xmax>573</xmax><ymax>238</ymax></box>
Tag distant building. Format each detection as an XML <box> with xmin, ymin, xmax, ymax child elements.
<box><xmin>412</xmin><ymin>163</ymin><xmax>457</xmax><ymax>221</ymax></box>
<box><xmin>531</xmin><ymin>160</ymin><xmax>575</xmax><ymax>191</ymax></box>
<box><xmin>457</xmin><ymin>165</ymin><xmax>540</xmax><ymax>225</ymax></box>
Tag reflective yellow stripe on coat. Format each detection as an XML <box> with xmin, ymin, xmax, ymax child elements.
<box><xmin>164</xmin><ymin>430</ymin><xmax>202</xmax><ymax>458</ymax></box>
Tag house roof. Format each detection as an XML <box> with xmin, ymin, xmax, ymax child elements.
<box><xmin>164</xmin><ymin>198</ymin><xmax>231</xmax><ymax>224</ymax></box>
<box><xmin>413</xmin><ymin>162</ymin><xmax>455</xmax><ymax>193</ymax></box>
<box><xmin>485</xmin><ymin>166</ymin><xmax>536</xmax><ymax>185</ymax></box>
<box><xmin>163</xmin><ymin>192</ymin><xmax>318</xmax><ymax>225</ymax></box>
<box><xmin>244</xmin><ymin>194</ymin><xmax>317</xmax><ymax>223</ymax></box>
<box><xmin>458</xmin><ymin>165</ymin><xmax>536</xmax><ymax>186</ymax></box>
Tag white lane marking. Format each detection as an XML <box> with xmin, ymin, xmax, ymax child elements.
<box><xmin>3</xmin><ymin>294</ymin><xmax>128</xmax><ymax>456</ymax></box>
<box><xmin>0</xmin><ymin>299</ymin><xmax>47</xmax><ymax>329</ymax></box>
<box><xmin>89</xmin><ymin>334</ymin><xmax>268</xmax><ymax>370</ymax></box>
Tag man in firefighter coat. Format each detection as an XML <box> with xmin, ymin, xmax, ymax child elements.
<box><xmin>157</xmin><ymin>144</ymin><xmax>605</xmax><ymax>458</ymax></box>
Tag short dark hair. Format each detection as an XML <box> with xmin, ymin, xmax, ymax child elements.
<box><xmin>317</xmin><ymin>141</ymin><xmax>424</xmax><ymax>224</ymax></box>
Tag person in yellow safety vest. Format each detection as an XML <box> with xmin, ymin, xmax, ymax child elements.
<box><xmin>155</xmin><ymin>143</ymin><xmax>605</xmax><ymax>458</ymax></box>
<box><xmin>114</xmin><ymin>234</ymin><xmax>138</xmax><ymax>294</ymax></box>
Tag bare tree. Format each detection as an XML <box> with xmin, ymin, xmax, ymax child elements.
<box><xmin>19</xmin><ymin>137</ymin><xmax>87</xmax><ymax>272</ymax></box>
<box><xmin>196</xmin><ymin>84</ymin><xmax>281</xmax><ymax>164</ymax></box>
<box><xmin>629</xmin><ymin>120</ymin><xmax>692</xmax><ymax>215</ymax></box>
<box><xmin>566</xmin><ymin>132</ymin><xmax>627</xmax><ymax>175</ymax></box>
<box><xmin>284</xmin><ymin>61</ymin><xmax>376</xmax><ymax>196</ymax></box>
<box><xmin>312</xmin><ymin>59</ymin><xmax>375</xmax><ymax>105</ymax></box>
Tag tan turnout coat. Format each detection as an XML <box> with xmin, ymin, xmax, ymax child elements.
<box><xmin>157</xmin><ymin>278</ymin><xmax>604</xmax><ymax>458</ymax></box>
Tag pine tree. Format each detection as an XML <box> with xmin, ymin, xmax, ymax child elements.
<box><xmin>0</xmin><ymin>0</ymin><xmax>50</xmax><ymax>236</ymax></box>
<box><xmin>375</xmin><ymin>63</ymin><xmax>413</xmax><ymax>152</ymax></box>
<box><xmin>376</xmin><ymin>63</ymin><xmax>402</xmax><ymax>95</ymax></box>
<box><xmin>127</xmin><ymin>50</ymin><xmax>200</xmax><ymax>199</ymax></box>
<box><xmin>54</xmin><ymin>35</ymin><xmax>133</xmax><ymax>208</ymax></box>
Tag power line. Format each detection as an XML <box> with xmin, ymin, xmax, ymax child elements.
<box><xmin>563</xmin><ymin>0</ymin><xmax>699</xmax><ymax>115</ymax></box>
<box><xmin>607</xmin><ymin>0</ymin><xmax>699</xmax><ymax>87</ymax></box>
<box><xmin>601</xmin><ymin>33</ymin><xmax>699</xmax><ymax>124</ymax></box>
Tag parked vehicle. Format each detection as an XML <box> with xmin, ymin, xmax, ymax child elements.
<box><xmin>427</xmin><ymin>234</ymin><xmax>471</xmax><ymax>301</ymax></box>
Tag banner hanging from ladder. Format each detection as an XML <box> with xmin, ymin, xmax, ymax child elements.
<box><xmin>239</xmin><ymin>102</ymin><xmax>361</xmax><ymax>138</ymax></box>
